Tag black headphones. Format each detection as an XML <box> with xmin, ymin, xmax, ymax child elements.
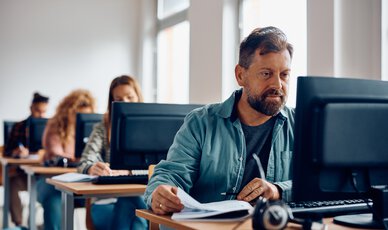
<box><xmin>252</xmin><ymin>196</ymin><xmax>291</xmax><ymax>230</ymax></box>
<box><xmin>252</xmin><ymin>197</ymin><xmax>327</xmax><ymax>230</ymax></box>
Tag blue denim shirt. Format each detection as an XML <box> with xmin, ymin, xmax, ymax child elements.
<box><xmin>144</xmin><ymin>89</ymin><xmax>295</xmax><ymax>208</ymax></box>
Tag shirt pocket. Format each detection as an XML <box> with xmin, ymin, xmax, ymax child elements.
<box><xmin>278</xmin><ymin>150</ymin><xmax>293</xmax><ymax>180</ymax></box>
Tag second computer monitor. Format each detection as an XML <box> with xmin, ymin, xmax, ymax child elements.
<box><xmin>3</xmin><ymin>121</ymin><xmax>16</xmax><ymax>146</ymax></box>
<box><xmin>75</xmin><ymin>113</ymin><xmax>103</xmax><ymax>158</ymax></box>
<box><xmin>28</xmin><ymin>118</ymin><xmax>48</xmax><ymax>152</ymax></box>
<box><xmin>110</xmin><ymin>102</ymin><xmax>203</xmax><ymax>170</ymax></box>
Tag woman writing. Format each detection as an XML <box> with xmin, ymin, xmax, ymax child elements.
<box><xmin>78</xmin><ymin>75</ymin><xmax>148</xmax><ymax>230</ymax></box>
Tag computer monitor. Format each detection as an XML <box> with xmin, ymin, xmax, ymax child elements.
<box><xmin>75</xmin><ymin>113</ymin><xmax>103</xmax><ymax>158</ymax></box>
<box><xmin>293</xmin><ymin>76</ymin><xmax>388</xmax><ymax>228</ymax></box>
<box><xmin>27</xmin><ymin>118</ymin><xmax>48</xmax><ymax>152</ymax></box>
<box><xmin>3</xmin><ymin>121</ymin><xmax>16</xmax><ymax>146</ymax></box>
<box><xmin>110</xmin><ymin>102</ymin><xmax>203</xmax><ymax>170</ymax></box>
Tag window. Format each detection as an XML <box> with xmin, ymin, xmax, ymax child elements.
<box><xmin>240</xmin><ymin>0</ymin><xmax>307</xmax><ymax>107</ymax></box>
<box><xmin>156</xmin><ymin>0</ymin><xmax>190</xmax><ymax>103</ymax></box>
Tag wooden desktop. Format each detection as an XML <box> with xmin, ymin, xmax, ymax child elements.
<box><xmin>21</xmin><ymin>165</ymin><xmax>76</xmax><ymax>230</ymax></box>
<box><xmin>136</xmin><ymin>209</ymin><xmax>370</xmax><ymax>230</ymax></box>
<box><xmin>0</xmin><ymin>152</ymin><xmax>43</xmax><ymax>229</ymax></box>
<box><xmin>46</xmin><ymin>178</ymin><xmax>146</xmax><ymax>230</ymax></box>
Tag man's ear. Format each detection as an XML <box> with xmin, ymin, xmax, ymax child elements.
<box><xmin>235</xmin><ymin>64</ymin><xmax>245</xmax><ymax>87</ymax></box>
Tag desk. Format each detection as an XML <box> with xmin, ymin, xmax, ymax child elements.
<box><xmin>21</xmin><ymin>166</ymin><xmax>76</xmax><ymax>230</ymax></box>
<box><xmin>46</xmin><ymin>178</ymin><xmax>146</xmax><ymax>230</ymax></box>
<box><xmin>136</xmin><ymin>209</ymin><xmax>367</xmax><ymax>230</ymax></box>
<box><xmin>0</xmin><ymin>155</ymin><xmax>42</xmax><ymax>229</ymax></box>
<box><xmin>136</xmin><ymin>210</ymin><xmax>243</xmax><ymax>230</ymax></box>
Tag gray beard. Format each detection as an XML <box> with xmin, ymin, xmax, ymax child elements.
<box><xmin>246</xmin><ymin>89</ymin><xmax>286</xmax><ymax>116</ymax></box>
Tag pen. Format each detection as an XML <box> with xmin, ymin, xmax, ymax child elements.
<box><xmin>221</xmin><ymin>154</ymin><xmax>265</xmax><ymax>196</ymax></box>
<box><xmin>252</xmin><ymin>153</ymin><xmax>266</xmax><ymax>182</ymax></box>
<box><xmin>220</xmin><ymin>192</ymin><xmax>239</xmax><ymax>196</ymax></box>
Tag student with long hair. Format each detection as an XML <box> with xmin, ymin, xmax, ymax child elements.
<box><xmin>78</xmin><ymin>75</ymin><xmax>147</xmax><ymax>230</ymax></box>
<box><xmin>37</xmin><ymin>89</ymin><xmax>95</xmax><ymax>230</ymax></box>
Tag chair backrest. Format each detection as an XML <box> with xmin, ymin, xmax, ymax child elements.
<box><xmin>0</xmin><ymin>145</ymin><xmax>3</xmax><ymax>185</ymax></box>
<box><xmin>148</xmin><ymin>164</ymin><xmax>155</xmax><ymax>180</ymax></box>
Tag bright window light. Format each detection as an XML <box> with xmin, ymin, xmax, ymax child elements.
<box><xmin>157</xmin><ymin>21</ymin><xmax>190</xmax><ymax>103</ymax></box>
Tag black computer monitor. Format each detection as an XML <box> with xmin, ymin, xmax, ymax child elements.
<box><xmin>75</xmin><ymin>113</ymin><xmax>103</xmax><ymax>158</ymax></box>
<box><xmin>110</xmin><ymin>102</ymin><xmax>203</xmax><ymax>170</ymax></box>
<box><xmin>293</xmin><ymin>76</ymin><xmax>388</xmax><ymax>228</ymax></box>
<box><xmin>27</xmin><ymin>118</ymin><xmax>48</xmax><ymax>152</ymax></box>
<box><xmin>3</xmin><ymin>121</ymin><xmax>16</xmax><ymax>146</ymax></box>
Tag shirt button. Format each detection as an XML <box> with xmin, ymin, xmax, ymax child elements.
<box><xmin>233</xmin><ymin>187</ymin><xmax>236</xmax><ymax>191</ymax></box>
<box><xmin>239</xmin><ymin>157</ymin><xmax>243</xmax><ymax>161</ymax></box>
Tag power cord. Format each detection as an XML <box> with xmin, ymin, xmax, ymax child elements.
<box><xmin>350</xmin><ymin>172</ymin><xmax>374</xmax><ymax>212</ymax></box>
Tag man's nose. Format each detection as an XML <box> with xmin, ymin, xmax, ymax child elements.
<box><xmin>270</xmin><ymin>74</ymin><xmax>282</xmax><ymax>90</ymax></box>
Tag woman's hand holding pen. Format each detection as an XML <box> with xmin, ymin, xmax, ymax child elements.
<box><xmin>88</xmin><ymin>162</ymin><xmax>112</xmax><ymax>176</ymax></box>
<box><xmin>236</xmin><ymin>178</ymin><xmax>280</xmax><ymax>202</ymax></box>
<box><xmin>151</xmin><ymin>185</ymin><xmax>184</xmax><ymax>215</ymax></box>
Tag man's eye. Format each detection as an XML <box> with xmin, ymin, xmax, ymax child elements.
<box><xmin>281</xmin><ymin>72</ymin><xmax>290</xmax><ymax>79</ymax></box>
<box><xmin>259</xmin><ymin>72</ymin><xmax>271</xmax><ymax>78</ymax></box>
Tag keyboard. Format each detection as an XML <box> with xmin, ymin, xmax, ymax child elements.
<box><xmin>92</xmin><ymin>174</ymin><xmax>148</xmax><ymax>185</ymax></box>
<box><xmin>287</xmin><ymin>199</ymin><xmax>373</xmax><ymax>217</ymax></box>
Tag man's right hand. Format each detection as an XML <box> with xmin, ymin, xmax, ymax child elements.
<box><xmin>151</xmin><ymin>185</ymin><xmax>184</xmax><ymax>215</ymax></box>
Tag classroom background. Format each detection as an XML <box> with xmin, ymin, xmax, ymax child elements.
<box><xmin>0</xmin><ymin>0</ymin><xmax>387</xmax><ymax>228</ymax></box>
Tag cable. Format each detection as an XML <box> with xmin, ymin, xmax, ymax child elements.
<box><xmin>350</xmin><ymin>172</ymin><xmax>374</xmax><ymax>212</ymax></box>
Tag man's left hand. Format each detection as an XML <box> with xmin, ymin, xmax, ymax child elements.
<box><xmin>237</xmin><ymin>178</ymin><xmax>280</xmax><ymax>202</ymax></box>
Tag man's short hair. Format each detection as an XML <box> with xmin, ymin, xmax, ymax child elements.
<box><xmin>238</xmin><ymin>26</ymin><xmax>293</xmax><ymax>69</ymax></box>
<box><xmin>32</xmin><ymin>92</ymin><xmax>49</xmax><ymax>104</ymax></box>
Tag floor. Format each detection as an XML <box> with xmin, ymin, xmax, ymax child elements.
<box><xmin>0</xmin><ymin>186</ymin><xmax>87</xmax><ymax>230</ymax></box>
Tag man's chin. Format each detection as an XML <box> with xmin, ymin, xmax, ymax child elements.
<box><xmin>261</xmin><ymin>101</ymin><xmax>284</xmax><ymax>116</ymax></box>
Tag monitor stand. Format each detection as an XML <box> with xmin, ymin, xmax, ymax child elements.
<box><xmin>334</xmin><ymin>213</ymin><xmax>383</xmax><ymax>229</ymax></box>
<box><xmin>334</xmin><ymin>185</ymin><xmax>388</xmax><ymax>229</ymax></box>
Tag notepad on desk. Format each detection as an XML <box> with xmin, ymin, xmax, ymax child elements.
<box><xmin>52</xmin><ymin>172</ymin><xmax>97</xmax><ymax>182</ymax></box>
<box><xmin>171</xmin><ymin>188</ymin><xmax>253</xmax><ymax>221</ymax></box>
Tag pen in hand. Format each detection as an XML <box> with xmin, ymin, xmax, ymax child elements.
<box><xmin>221</xmin><ymin>153</ymin><xmax>266</xmax><ymax>197</ymax></box>
<box><xmin>220</xmin><ymin>192</ymin><xmax>239</xmax><ymax>196</ymax></box>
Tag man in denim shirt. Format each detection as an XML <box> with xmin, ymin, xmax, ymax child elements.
<box><xmin>145</xmin><ymin>26</ymin><xmax>295</xmax><ymax>215</ymax></box>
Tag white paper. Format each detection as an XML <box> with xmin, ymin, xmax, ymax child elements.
<box><xmin>172</xmin><ymin>188</ymin><xmax>253</xmax><ymax>221</ymax></box>
<box><xmin>51</xmin><ymin>172</ymin><xmax>97</xmax><ymax>182</ymax></box>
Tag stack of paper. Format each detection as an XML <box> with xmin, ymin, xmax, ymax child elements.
<box><xmin>52</xmin><ymin>172</ymin><xmax>97</xmax><ymax>182</ymax></box>
<box><xmin>172</xmin><ymin>188</ymin><xmax>253</xmax><ymax>221</ymax></box>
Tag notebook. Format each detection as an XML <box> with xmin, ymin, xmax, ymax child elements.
<box><xmin>51</xmin><ymin>172</ymin><xmax>97</xmax><ymax>182</ymax></box>
<box><xmin>171</xmin><ymin>188</ymin><xmax>253</xmax><ymax>221</ymax></box>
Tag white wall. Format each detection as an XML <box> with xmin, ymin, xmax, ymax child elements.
<box><xmin>307</xmin><ymin>0</ymin><xmax>382</xmax><ymax>79</ymax></box>
<box><xmin>188</xmin><ymin>0</ymin><xmax>224</xmax><ymax>104</ymax></box>
<box><xmin>0</xmin><ymin>0</ymin><xmax>142</xmax><ymax>145</ymax></box>
<box><xmin>188</xmin><ymin>0</ymin><xmax>240</xmax><ymax>104</ymax></box>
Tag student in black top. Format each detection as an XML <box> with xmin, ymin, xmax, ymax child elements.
<box><xmin>5</xmin><ymin>92</ymin><xmax>49</xmax><ymax>226</ymax></box>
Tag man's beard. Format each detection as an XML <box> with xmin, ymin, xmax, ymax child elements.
<box><xmin>246</xmin><ymin>88</ymin><xmax>286</xmax><ymax>116</ymax></box>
